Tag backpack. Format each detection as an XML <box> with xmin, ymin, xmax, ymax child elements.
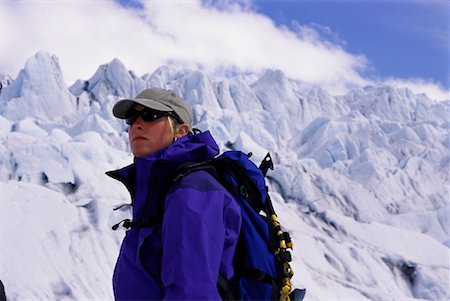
<box><xmin>113</xmin><ymin>150</ymin><xmax>306</xmax><ymax>301</ymax></box>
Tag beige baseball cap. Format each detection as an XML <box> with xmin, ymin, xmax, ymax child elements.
<box><xmin>113</xmin><ymin>88</ymin><xmax>193</xmax><ymax>130</ymax></box>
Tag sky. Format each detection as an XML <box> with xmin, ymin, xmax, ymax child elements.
<box><xmin>255</xmin><ymin>1</ymin><xmax>449</xmax><ymax>87</ymax></box>
<box><xmin>0</xmin><ymin>0</ymin><xmax>448</xmax><ymax>100</ymax></box>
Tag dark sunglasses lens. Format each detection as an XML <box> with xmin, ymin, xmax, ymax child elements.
<box><xmin>125</xmin><ymin>110</ymin><xmax>139</xmax><ymax>125</ymax></box>
<box><xmin>125</xmin><ymin>109</ymin><xmax>168</xmax><ymax>125</ymax></box>
<box><xmin>141</xmin><ymin>110</ymin><xmax>164</xmax><ymax>122</ymax></box>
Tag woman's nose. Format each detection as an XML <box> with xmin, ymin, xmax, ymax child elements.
<box><xmin>132</xmin><ymin>116</ymin><xmax>145</xmax><ymax>129</ymax></box>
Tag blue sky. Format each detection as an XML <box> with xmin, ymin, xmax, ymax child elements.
<box><xmin>1</xmin><ymin>0</ymin><xmax>448</xmax><ymax>100</ymax></box>
<box><xmin>252</xmin><ymin>0</ymin><xmax>449</xmax><ymax>89</ymax></box>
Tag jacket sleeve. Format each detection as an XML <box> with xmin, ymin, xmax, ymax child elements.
<box><xmin>160</xmin><ymin>171</ymin><xmax>241</xmax><ymax>300</ymax></box>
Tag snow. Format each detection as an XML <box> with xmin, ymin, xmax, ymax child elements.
<box><xmin>0</xmin><ymin>51</ymin><xmax>449</xmax><ymax>300</ymax></box>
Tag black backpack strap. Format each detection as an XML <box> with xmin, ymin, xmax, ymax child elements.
<box><xmin>214</xmin><ymin>158</ymin><xmax>263</xmax><ymax>212</ymax></box>
<box><xmin>172</xmin><ymin>160</ymin><xmax>216</xmax><ymax>183</ymax></box>
<box><xmin>218</xmin><ymin>268</ymin><xmax>279</xmax><ymax>301</ymax></box>
<box><xmin>240</xmin><ymin>268</ymin><xmax>275</xmax><ymax>284</ymax></box>
<box><xmin>217</xmin><ymin>274</ymin><xmax>237</xmax><ymax>301</ymax></box>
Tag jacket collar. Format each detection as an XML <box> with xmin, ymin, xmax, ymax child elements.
<box><xmin>106</xmin><ymin>131</ymin><xmax>219</xmax><ymax>191</ymax></box>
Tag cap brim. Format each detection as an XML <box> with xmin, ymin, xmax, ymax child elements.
<box><xmin>113</xmin><ymin>98</ymin><xmax>172</xmax><ymax>119</ymax></box>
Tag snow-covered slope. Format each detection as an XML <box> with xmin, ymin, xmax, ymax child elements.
<box><xmin>0</xmin><ymin>51</ymin><xmax>448</xmax><ymax>300</ymax></box>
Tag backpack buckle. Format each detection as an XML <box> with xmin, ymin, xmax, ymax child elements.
<box><xmin>239</xmin><ymin>185</ymin><xmax>248</xmax><ymax>198</ymax></box>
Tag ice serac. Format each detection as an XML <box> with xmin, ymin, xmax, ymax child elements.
<box><xmin>178</xmin><ymin>70</ymin><xmax>221</xmax><ymax>110</ymax></box>
<box><xmin>215</xmin><ymin>78</ymin><xmax>263</xmax><ymax>112</ymax></box>
<box><xmin>70</xmin><ymin>58</ymin><xmax>146</xmax><ymax>104</ymax></box>
<box><xmin>303</xmin><ymin>86</ymin><xmax>349</xmax><ymax>124</ymax></box>
<box><xmin>143</xmin><ymin>65</ymin><xmax>186</xmax><ymax>89</ymax></box>
<box><xmin>252</xmin><ymin>69</ymin><xmax>299</xmax><ymax>116</ymax></box>
<box><xmin>0</xmin><ymin>51</ymin><xmax>77</xmax><ymax>122</ymax></box>
<box><xmin>344</xmin><ymin>85</ymin><xmax>448</xmax><ymax>124</ymax></box>
<box><xmin>249</xmin><ymin>70</ymin><xmax>302</xmax><ymax>143</ymax></box>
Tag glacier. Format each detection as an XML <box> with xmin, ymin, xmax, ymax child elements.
<box><xmin>0</xmin><ymin>51</ymin><xmax>449</xmax><ymax>300</ymax></box>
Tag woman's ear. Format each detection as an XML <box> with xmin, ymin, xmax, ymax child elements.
<box><xmin>175</xmin><ymin>124</ymin><xmax>189</xmax><ymax>138</ymax></box>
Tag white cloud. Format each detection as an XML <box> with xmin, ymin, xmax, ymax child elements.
<box><xmin>0</xmin><ymin>0</ymin><xmax>369</xmax><ymax>93</ymax></box>
<box><xmin>382</xmin><ymin>77</ymin><xmax>449</xmax><ymax>102</ymax></box>
<box><xmin>0</xmin><ymin>0</ymin><xmax>447</xmax><ymax>100</ymax></box>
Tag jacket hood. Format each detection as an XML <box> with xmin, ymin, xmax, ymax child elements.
<box><xmin>106</xmin><ymin>131</ymin><xmax>219</xmax><ymax>193</ymax></box>
<box><xmin>138</xmin><ymin>130</ymin><xmax>219</xmax><ymax>164</ymax></box>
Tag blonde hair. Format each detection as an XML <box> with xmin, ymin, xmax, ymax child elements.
<box><xmin>168</xmin><ymin>116</ymin><xmax>179</xmax><ymax>133</ymax></box>
<box><xmin>168</xmin><ymin>116</ymin><xmax>189</xmax><ymax>140</ymax></box>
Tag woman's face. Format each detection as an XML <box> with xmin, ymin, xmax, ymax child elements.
<box><xmin>128</xmin><ymin>104</ymin><xmax>175</xmax><ymax>157</ymax></box>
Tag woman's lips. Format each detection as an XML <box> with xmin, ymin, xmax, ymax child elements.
<box><xmin>132</xmin><ymin>136</ymin><xmax>147</xmax><ymax>142</ymax></box>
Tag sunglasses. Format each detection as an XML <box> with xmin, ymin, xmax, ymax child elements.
<box><xmin>125</xmin><ymin>108</ymin><xmax>182</xmax><ymax>125</ymax></box>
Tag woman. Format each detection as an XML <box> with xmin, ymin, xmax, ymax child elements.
<box><xmin>107</xmin><ymin>88</ymin><xmax>241</xmax><ymax>300</ymax></box>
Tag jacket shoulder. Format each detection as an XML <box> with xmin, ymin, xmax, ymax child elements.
<box><xmin>173</xmin><ymin>169</ymin><xmax>229</xmax><ymax>194</ymax></box>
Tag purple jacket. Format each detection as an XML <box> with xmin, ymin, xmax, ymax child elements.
<box><xmin>108</xmin><ymin>131</ymin><xmax>242</xmax><ymax>300</ymax></box>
